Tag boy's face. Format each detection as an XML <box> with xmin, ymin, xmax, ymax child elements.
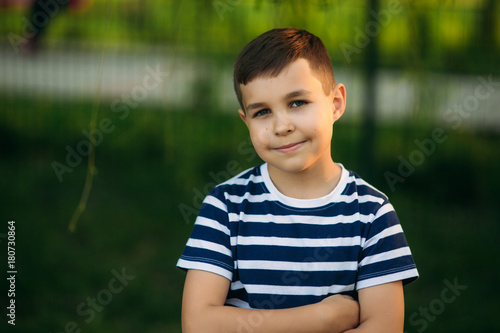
<box><xmin>238</xmin><ymin>58</ymin><xmax>346</xmax><ymax>176</ymax></box>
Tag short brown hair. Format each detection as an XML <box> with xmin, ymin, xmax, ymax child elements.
<box><xmin>233</xmin><ymin>27</ymin><xmax>335</xmax><ymax>110</ymax></box>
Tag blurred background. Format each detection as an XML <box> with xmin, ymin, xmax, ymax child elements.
<box><xmin>0</xmin><ymin>0</ymin><xmax>499</xmax><ymax>332</ymax></box>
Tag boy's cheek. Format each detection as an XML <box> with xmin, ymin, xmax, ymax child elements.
<box><xmin>249</xmin><ymin>137</ymin><xmax>270</xmax><ymax>158</ymax></box>
<box><xmin>249</xmin><ymin>139</ymin><xmax>265</xmax><ymax>153</ymax></box>
<box><xmin>249</xmin><ymin>127</ymin><xmax>270</xmax><ymax>146</ymax></box>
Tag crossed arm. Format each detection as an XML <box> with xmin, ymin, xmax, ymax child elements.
<box><xmin>181</xmin><ymin>269</ymin><xmax>404</xmax><ymax>333</ymax></box>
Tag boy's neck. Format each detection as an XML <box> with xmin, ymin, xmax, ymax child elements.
<box><xmin>267</xmin><ymin>157</ymin><xmax>342</xmax><ymax>200</ymax></box>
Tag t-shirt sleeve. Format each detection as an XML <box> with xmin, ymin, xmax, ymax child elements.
<box><xmin>356</xmin><ymin>201</ymin><xmax>419</xmax><ymax>290</ymax></box>
<box><xmin>176</xmin><ymin>186</ymin><xmax>234</xmax><ymax>281</ymax></box>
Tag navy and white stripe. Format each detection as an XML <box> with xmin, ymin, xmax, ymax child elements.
<box><xmin>177</xmin><ymin>163</ymin><xmax>418</xmax><ymax>309</ymax></box>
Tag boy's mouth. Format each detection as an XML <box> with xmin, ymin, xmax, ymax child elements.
<box><xmin>274</xmin><ymin>141</ymin><xmax>306</xmax><ymax>153</ymax></box>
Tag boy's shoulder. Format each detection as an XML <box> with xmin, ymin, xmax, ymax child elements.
<box><xmin>344</xmin><ymin>168</ymin><xmax>390</xmax><ymax>202</ymax></box>
<box><xmin>219</xmin><ymin>164</ymin><xmax>263</xmax><ymax>186</ymax></box>
<box><xmin>210</xmin><ymin>164</ymin><xmax>265</xmax><ymax>197</ymax></box>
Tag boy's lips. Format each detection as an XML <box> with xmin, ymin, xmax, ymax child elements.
<box><xmin>273</xmin><ymin>141</ymin><xmax>306</xmax><ymax>153</ymax></box>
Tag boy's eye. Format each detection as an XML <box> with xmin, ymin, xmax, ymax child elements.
<box><xmin>253</xmin><ymin>109</ymin><xmax>270</xmax><ymax>118</ymax></box>
<box><xmin>291</xmin><ymin>100</ymin><xmax>307</xmax><ymax>108</ymax></box>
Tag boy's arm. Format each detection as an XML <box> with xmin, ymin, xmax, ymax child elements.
<box><xmin>343</xmin><ymin>281</ymin><xmax>404</xmax><ymax>333</ymax></box>
<box><xmin>181</xmin><ymin>269</ymin><xmax>359</xmax><ymax>333</ymax></box>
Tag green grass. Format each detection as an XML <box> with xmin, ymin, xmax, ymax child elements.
<box><xmin>0</xmin><ymin>94</ymin><xmax>499</xmax><ymax>332</ymax></box>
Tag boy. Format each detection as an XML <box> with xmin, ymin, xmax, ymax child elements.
<box><xmin>177</xmin><ymin>27</ymin><xmax>418</xmax><ymax>333</ymax></box>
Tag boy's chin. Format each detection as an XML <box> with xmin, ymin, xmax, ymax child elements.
<box><xmin>267</xmin><ymin>160</ymin><xmax>312</xmax><ymax>175</ymax></box>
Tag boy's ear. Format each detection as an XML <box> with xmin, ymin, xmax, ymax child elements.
<box><xmin>331</xmin><ymin>83</ymin><xmax>346</xmax><ymax>122</ymax></box>
<box><xmin>238</xmin><ymin>108</ymin><xmax>247</xmax><ymax>125</ymax></box>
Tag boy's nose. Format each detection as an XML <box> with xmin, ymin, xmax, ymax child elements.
<box><xmin>273</xmin><ymin>113</ymin><xmax>295</xmax><ymax>136</ymax></box>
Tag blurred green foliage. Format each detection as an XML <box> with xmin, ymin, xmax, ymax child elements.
<box><xmin>1</xmin><ymin>0</ymin><xmax>499</xmax><ymax>73</ymax></box>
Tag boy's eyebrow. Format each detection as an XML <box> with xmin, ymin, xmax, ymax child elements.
<box><xmin>245</xmin><ymin>102</ymin><xmax>267</xmax><ymax>113</ymax></box>
<box><xmin>283</xmin><ymin>89</ymin><xmax>311</xmax><ymax>101</ymax></box>
<box><xmin>245</xmin><ymin>89</ymin><xmax>312</xmax><ymax>112</ymax></box>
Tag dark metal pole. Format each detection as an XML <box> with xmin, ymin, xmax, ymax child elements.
<box><xmin>359</xmin><ymin>0</ymin><xmax>378</xmax><ymax>180</ymax></box>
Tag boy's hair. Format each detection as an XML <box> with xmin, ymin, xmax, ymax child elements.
<box><xmin>233</xmin><ymin>27</ymin><xmax>335</xmax><ymax>111</ymax></box>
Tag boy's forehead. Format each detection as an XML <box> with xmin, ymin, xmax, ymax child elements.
<box><xmin>248</xmin><ymin>58</ymin><xmax>312</xmax><ymax>83</ymax></box>
<box><xmin>240</xmin><ymin>59</ymin><xmax>324</xmax><ymax>106</ymax></box>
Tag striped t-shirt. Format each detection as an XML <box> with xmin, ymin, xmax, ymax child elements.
<box><xmin>177</xmin><ymin>163</ymin><xmax>418</xmax><ymax>309</ymax></box>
